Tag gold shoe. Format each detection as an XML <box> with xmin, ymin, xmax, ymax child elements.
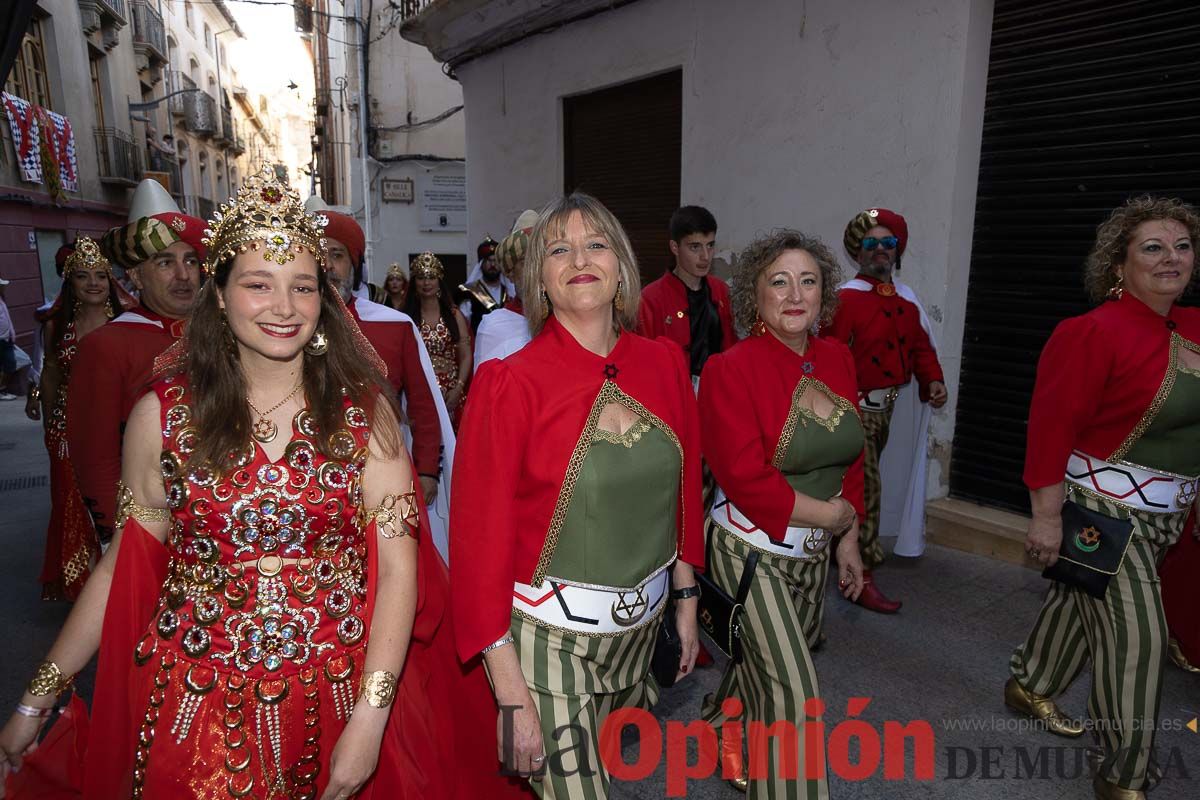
<box><xmin>1167</xmin><ymin>638</ymin><xmax>1200</xmax><ymax>674</ymax></box>
<box><xmin>1093</xmin><ymin>774</ymin><xmax>1146</xmax><ymax>799</ymax></box>
<box><xmin>728</xmin><ymin>775</ymin><xmax>749</xmax><ymax>793</ymax></box>
<box><xmin>1004</xmin><ymin>677</ymin><xmax>1085</xmax><ymax>738</ymax></box>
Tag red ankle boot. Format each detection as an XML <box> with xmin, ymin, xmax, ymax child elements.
<box><xmin>853</xmin><ymin>569</ymin><xmax>902</xmax><ymax>614</ymax></box>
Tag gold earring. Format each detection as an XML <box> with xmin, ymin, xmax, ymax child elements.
<box><xmin>751</xmin><ymin>314</ymin><xmax>767</xmax><ymax>337</ymax></box>
<box><xmin>105</xmin><ymin>298</ymin><xmax>115</xmax><ymax>319</ymax></box>
<box><xmin>540</xmin><ymin>287</ymin><xmax>550</xmax><ymax>317</ymax></box>
<box><xmin>1107</xmin><ymin>274</ymin><xmax>1124</xmax><ymax>301</ymax></box>
<box><xmin>305</xmin><ymin>328</ymin><xmax>329</xmax><ymax>356</ymax></box>
<box><xmin>614</xmin><ymin>281</ymin><xmax>625</xmax><ymax>315</ymax></box>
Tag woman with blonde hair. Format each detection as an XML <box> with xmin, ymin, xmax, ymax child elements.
<box><xmin>451</xmin><ymin>192</ymin><xmax>704</xmax><ymax>798</ymax></box>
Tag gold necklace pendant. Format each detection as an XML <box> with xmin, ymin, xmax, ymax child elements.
<box><xmin>252</xmin><ymin>416</ymin><xmax>279</xmax><ymax>443</ymax></box>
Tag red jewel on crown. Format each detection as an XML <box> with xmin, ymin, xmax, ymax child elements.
<box><xmin>261</xmin><ymin>186</ymin><xmax>283</xmax><ymax>203</ymax></box>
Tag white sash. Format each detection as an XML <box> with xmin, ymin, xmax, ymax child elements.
<box><xmin>1065</xmin><ymin>450</ymin><xmax>1198</xmax><ymax>515</ymax></box>
<box><xmin>512</xmin><ymin>570</ymin><xmax>670</xmax><ymax>635</ymax></box>
<box><xmin>710</xmin><ymin>487</ymin><xmax>832</xmax><ymax>560</ymax></box>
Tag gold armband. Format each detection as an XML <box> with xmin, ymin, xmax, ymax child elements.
<box><xmin>359</xmin><ymin>486</ymin><xmax>419</xmax><ymax>540</ymax></box>
<box><xmin>116</xmin><ymin>481</ymin><xmax>171</xmax><ymax>528</ymax></box>
<box><xmin>28</xmin><ymin>661</ymin><xmax>73</xmax><ymax>699</ymax></box>
<box><xmin>360</xmin><ymin>670</ymin><xmax>398</xmax><ymax>708</ymax></box>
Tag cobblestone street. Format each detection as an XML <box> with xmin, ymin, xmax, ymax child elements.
<box><xmin>0</xmin><ymin>399</ymin><xmax>1195</xmax><ymax>798</ymax></box>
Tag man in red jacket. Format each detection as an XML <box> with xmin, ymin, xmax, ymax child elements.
<box><xmin>320</xmin><ymin>211</ymin><xmax>445</xmax><ymax>507</ymax></box>
<box><xmin>71</xmin><ymin>180</ymin><xmax>206</xmax><ymax>539</ymax></box>
<box><xmin>824</xmin><ymin>207</ymin><xmax>947</xmax><ymax>613</ymax></box>
<box><xmin>638</xmin><ymin>206</ymin><xmax>737</xmax><ymax>383</ymax></box>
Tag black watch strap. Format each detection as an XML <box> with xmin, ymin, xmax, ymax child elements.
<box><xmin>670</xmin><ymin>585</ymin><xmax>701</xmax><ymax>601</ymax></box>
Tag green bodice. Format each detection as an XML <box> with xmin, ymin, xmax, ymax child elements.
<box><xmin>776</xmin><ymin>381</ymin><xmax>865</xmax><ymax>501</ymax></box>
<box><xmin>546</xmin><ymin>419</ymin><xmax>679</xmax><ymax>588</ymax></box>
<box><xmin>1124</xmin><ymin>366</ymin><xmax>1200</xmax><ymax>477</ymax></box>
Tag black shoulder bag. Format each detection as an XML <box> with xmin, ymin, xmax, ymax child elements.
<box><xmin>696</xmin><ymin>521</ymin><xmax>759</xmax><ymax>664</ymax></box>
<box><xmin>1042</xmin><ymin>500</ymin><xmax>1134</xmax><ymax>599</ymax></box>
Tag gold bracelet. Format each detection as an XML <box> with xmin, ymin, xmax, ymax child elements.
<box><xmin>360</xmin><ymin>670</ymin><xmax>398</xmax><ymax>708</ymax></box>
<box><xmin>358</xmin><ymin>487</ymin><xmax>419</xmax><ymax>540</ymax></box>
<box><xmin>27</xmin><ymin>661</ymin><xmax>73</xmax><ymax>699</ymax></box>
<box><xmin>116</xmin><ymin>481</ymin><xmax>172</xmax><ymax>528</ymax></box>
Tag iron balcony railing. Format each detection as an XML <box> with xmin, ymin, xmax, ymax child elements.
<box><xmin>131</xmin><ymin>2</ymin><xmax>167</xmax><ymax>62</ymax></box>
<box><xmin>146</xmin><ymin>150</ymin><xmax>181</xmax><ymax>194</ymax></box>
<box><xmin>220</xmin><ymin>105</ymin><xmax>234</xmax><ymax>144</ymax></box>
<box><xmin>94</xmin><ymin>127</ymin><xmax>142</xmax><ymax>185</ymax></box>
<box><xmin>97</xmin><ymin>0</ymin><xmax>129</xmax><ymax>23</ymax></box>
<box><xmin>183</xmin><ymin>91</ymin><xmax>218</xmax><ymax>137</ymax></box>
<box><xmin>397</xmin><ymin>0</ymin><xmax>434</xmax><ymax>21</ymax></box>
<box><xmin>166</xmin><ymin>71</ymin><xmax>192</xmax><ymax>116</ymax></box>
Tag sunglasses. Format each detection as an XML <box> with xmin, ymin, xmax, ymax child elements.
<box><xmin>862</xmin><ymin>236</ymin><xmax>899</xmax><ymax>251</ymax></box>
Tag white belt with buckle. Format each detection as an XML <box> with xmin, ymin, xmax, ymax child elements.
<box><xmin>710</xmin><ymin>488</ymin><xmax>832</xmax><ymax>560</ymax></box>
<box><xmin>1065</xmin><ymin>450</ymin><xmax>1198</xmax><ymax>515</ymax></box>
<box><xmin>512</xmin><ymin>570</ymin><xmax>669</xmax><ymax>635</ymax></box>
<box><xmin>858</xmin><ymin>386</ymin><xmax>901</xmax><ymax>412</ymax></box>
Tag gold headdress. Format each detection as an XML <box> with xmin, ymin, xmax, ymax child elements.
<box><xmin>64</xmin><ymin>237</ymin><xmax>111</xmax><ymax>276</ymax></box>
<box><xmin>387</xmin><ymin>262</ymin><xmax>408</xmax><ymax>280</ymax></box>
<box><xmin>410</xmin><ymin>252</ymin><xmax>444</xmax><ymax>280</ymax></box>
<box><xmin>201</xmin><ymin>166</ymin><xmax>327</xmax><ymax>275</ymax></box>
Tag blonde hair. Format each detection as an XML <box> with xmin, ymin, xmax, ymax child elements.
<box><xmin>521</xmin><ymin>192</ymin><xmax>641</xmax><ymax>336</ymax></box>
<box><xmin>730</xmin><ymin>229</ymin><xmax>842</xmax><ymax>334</ymax></box>
<box><xmin>1084</xmin><ymin>196</ymin><xmax>1200</xmax><ymax>303</ymax></box>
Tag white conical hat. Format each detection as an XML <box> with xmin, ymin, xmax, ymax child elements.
<box><xmin>304</xmin><ymin>194</ymin><xmax>329</xmax><ymax>212</ymax></box>
<box><xmin>512</xmin><ymin>209</ymin><xmax>538</xmax><ymax>234</ymax></box>
<box><xmin>126</xmin><ymin>178</ymin><xmax>182</xmax><ymax>223</ymax></box>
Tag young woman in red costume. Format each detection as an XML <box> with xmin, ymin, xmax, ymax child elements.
<box><xmin>1008</xmin><ymin>196</ymin><xmax>1200</xmax><ymax>800</ymax></box>
<box><xmin>35</xmin><ymin>238</ymin><xmax>134</xmax><ymax>600</ymax></box>
<box><xmin>697</xmin><ymin>230</ymin><xmax>865</xmax><ymax>798</ymax></box>
<box><xmin>451</xmin><ymin>193</ymin><xmax>704</xmax><ymax>799</ymax></box>
<box><xmin>0</xmin><ymin>168</ymin><xmax>517</xmax><ymax>800</ymax></box>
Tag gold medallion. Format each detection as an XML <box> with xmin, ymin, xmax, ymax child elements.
<box><xmin>252</xmin><ymin>416</ymin><xmax>278</xmax><ymax>443</ymax></box>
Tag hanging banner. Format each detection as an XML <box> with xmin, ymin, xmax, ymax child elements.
<box><xmin>2</xmin><ymin>92</ymin><xmax>80</xmax><ymax>194</ymax></box>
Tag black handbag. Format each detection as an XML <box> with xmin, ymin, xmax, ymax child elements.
<box><xmin>1042</xmin><ymin>500</ymin><xmax>1135</xmax><ymax>599</ymax></box>
<box><xmin>652</xmin><ymin>605</ymin><xmax>683</xmax><ymax>687</ymax></box>
<box><xmin>696</xmin><ymin>522</ymin><xmax>759</xmax><ymax>664</ymax></box>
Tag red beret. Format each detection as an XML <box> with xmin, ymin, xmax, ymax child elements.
<box><xmin>844</xmin><ymin>207</ymin><xmax>909</xmax><ymax>257</ymax></box>
<box><xmin>322</xmin><ymin>211</ymin><xmax>365</xmax><ymax>266</ymax></box>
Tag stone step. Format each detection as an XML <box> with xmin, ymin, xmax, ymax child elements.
<box><xmin>925</xmin><ymin>497</ymin><xmax>1036</xmax><ymax>568</ymax></box>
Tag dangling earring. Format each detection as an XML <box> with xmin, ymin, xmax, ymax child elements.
<box><xmin>436</xmin><ymin>288</ymin><xmax>442</xmax><ymax>298</ymax></box>
<box><xmin>220</xmin><ymin>310</ymin><xmax>238</xmax><ymax>355</ymax></box>
<box><xmin>751</xmin><ymin>314</ymin><xmax>767</xmax><ymax>337</ymax></box>
<box><xmin>1107</xmin><ymin>274</ymin><xmax>1124</xmax><ymax>301</ymax></box>
<box><xmin>72</xmin><ymin>298</ymin><xmax>82</xmax><ymax>318</ymax></box>
<box><xmin>105</xmin><ymin>298</ymin><xmax>115</xmax><ymax>319</ymax></box>
<box><xmin>614</xmin><ymin>281</ymin><xmax>625</xmax><ymax>315</ymax></box>
<box><xmin>540</xmin><ymin>287</ymin><xmax>550</xmax><ymax>317</ymax></box>
<box><xmin>305</xmin><ymin>327</ymin><xmax>329</xmax><ymax>356</ymax></box>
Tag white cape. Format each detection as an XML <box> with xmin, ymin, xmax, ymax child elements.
<box><xmin>840</xmin><ymin>278</ymin><xmax>938</xmax><ymax>558</ymax></box>
<box><xmin>356</xmin><ymin>299</ymin><xmax>457</xmax><ymax>563</ymax></box>
<box><xmin>473</xmin><ymin>307</ymin><xmax>531</xmax><ymax>369</ymax></box>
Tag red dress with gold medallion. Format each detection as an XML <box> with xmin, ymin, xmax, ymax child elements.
<box><xmin>129</xmin><ymin>374</ymin><xmax>374</xmax><ymax>799</ymax></box>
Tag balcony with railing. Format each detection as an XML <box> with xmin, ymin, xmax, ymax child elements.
<box><xmin>145</xmin><ymin>149</ymin><xmax>181</xmax><ymax>194</ymax></box>
<box><xmin>166</xmin><ymin>71</ymin><xmax>190</xmax><ymax>116</ymax></box>
<box><xmin>79</xmin><ymin>0</ymin><xmax>127</xmax><ymax>38</ymax></box>
<box><xmin>132</xmin><ymin>2</ymin><xmax>167</xmax><ymax>63</ymax></box>
<box><xmin>94</xmin><ymin>128</ymin><xmax>142</xmax><ymax>186</ymax></box>
<box><xmin>219</xmin><ymin>104</ymin><xmax>234</xmax><ymax>145</ymax></box>
<box><xmin>182</xmin><ymin>91</ymin><xmax>218</xmax><ymax>137</ymax></box>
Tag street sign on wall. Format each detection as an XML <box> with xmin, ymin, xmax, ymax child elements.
<box><xmin>418</xmin><ymin>173</ymin><xmax>467</xmax><ymax>232</ymax></box>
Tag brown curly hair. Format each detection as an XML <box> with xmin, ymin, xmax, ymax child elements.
<box><xmin>1085</xmin><ymin>195</ymin><xmax>1200</xmax><ymax>304</ymax></box>
<box><xmin>730</xmin><ymin>229</ymin><xmax>843</xmax><ymax>335</ymax></box>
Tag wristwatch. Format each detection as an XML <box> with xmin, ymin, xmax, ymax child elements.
<box><xmin>670</xmin><ymin>585</ymin><xmax>701</xmax><ymax>601</ymax></box>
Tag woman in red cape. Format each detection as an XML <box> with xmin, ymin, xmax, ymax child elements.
<box><xmin>35</xmin><ymin>238</ymin><xmax>136</xmax><ymax>601</ymax></box>
<box><xmin>1</xmin><ymin>169</ymin><xmax>524</xmax><ymax>800</ymax></box>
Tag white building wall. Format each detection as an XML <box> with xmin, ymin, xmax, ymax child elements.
<box><xmin>346</xmin><ymin>31</ymin><xmax>467</xmax><ymax>282</ymax></box>
<box><xmin>454</xmin><ymin>0</ymin><xmax>993</xmax><ymax>498</ymax></box>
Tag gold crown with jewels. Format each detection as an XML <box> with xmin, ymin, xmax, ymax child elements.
<box><xmin>201</xmin><ymin>166</ymin><xmax>326</xmax><ymax>275</ymax></box>
<box><xmin>410</xmin><ymin>251</ymin><xmax>444</xmax><ymax>280</ymax></box>
<box><xmin>64</xmin><ymin>237</ymin><xmax>111</xmax><ymax>275</ymax></box>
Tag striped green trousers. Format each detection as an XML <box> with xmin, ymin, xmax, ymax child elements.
<box><xmin>510</xmin><ymin>608</ymin><xmax>661</xmax><ymax>799</ymax></box>
<box><xmin>1010</xmin><ymin>489</ymin><xmax>1187</xmax><ymax>790</ymax></box>
<box><xmin>859</xmin><ymin>408</ymin><xmax>892</xmax><ymax>568</ymax></box>
<box><xmin>701</xmin><ymin>525</ymin><xmax>830</xmax><ymax>800</ymax></box>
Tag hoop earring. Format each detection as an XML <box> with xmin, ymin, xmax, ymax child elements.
<box><xmin>305</xmin><ymin>327</ymin><xmax>329</xmax><ymax>356</ymax></box>
<box><xmin>751</xmin><ymin>314</ymin><xmax>767</xmax><ymax>337</ymax></box>
<box><xmin>1107</xmin><ymin>274</ymin><xmax>1124</xmax><ymax>301</ymax></box>
<box><xmin>614</xmin><ymin>281</ymin><xmax>625</xmax><ymax>315</ymax></box>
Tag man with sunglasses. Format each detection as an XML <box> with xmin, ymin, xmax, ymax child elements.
<box><xmin>824</xmin><ymin>207</ymin><xmax>947</xmax><ymax>614</ymax></box>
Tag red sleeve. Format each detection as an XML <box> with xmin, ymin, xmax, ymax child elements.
<box><xmin>1023</xmin><ymin>315</ymin><xmax>1110</xmax><ymax>490</ymax></box>
<box><xmin>699</xmin><ymin>352</ymin><xmax>796</xmax><ymax>540</ymax></box>
<box><xmin>67</xmin><ymin>332</ymin><xmax>123</xmax><ymax>537</ymax></box>
<box><xmin>839</xmin><ymin>346</ymin><xmax>867</xmax><ymax>521</ymax></box>
<box><xmin>396</xmin><ymin>326</ymin><xmax>442</xmax><ymax>477</ymax></box>
<box><xmin>637</xmin><ymin>289</ymin><xmax>662</xmax><ymax>339</ymax></box>
<box><xmin>663</xmin><ymin>338</ymin><xmax>705</xmax><ymax>570</ymax></box>
<box><xmin>715</xmin><ymin>280</ymin><xmax>739</xmax><ymax>349</ymax></box>
<box><xmin>909</xmin><ymin>311</ymin><xmax>944</xmax><ymax>393</ymax></box>
<box><xmin>822</xmin><ymin>290</ymin><xmax>857</xmax><ymax>345</ymax></box>
<box><xmin>449</xmin><ymin>361</ymin><xmax>528</xmax><ymax>661</ymax></box>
